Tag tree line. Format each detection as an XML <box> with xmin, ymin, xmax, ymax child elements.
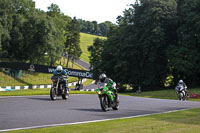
<box><xmin>89</xmin><ymin>0</ymin><xmax>200</xmax><ymax>90</ymax></box>
<box><xmin>78</xmin><ymin>19</ymin><xmax>115</xmax><ymax>37</ymax></box>
<box><xmin>0</xmin><ymin>0</ymin><xmax>81</xmax><ymax>66</ymax></box>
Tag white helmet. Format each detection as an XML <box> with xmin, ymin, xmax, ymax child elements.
<box><xmin>99</xmin><ymin>73</ymin><xmax>106</xmax><ymax>82</ymax></box>
<box><xmin>179</xmin><ymin>80</ymin><xmax>183</xmax><ymax>84</ymax></box>
<box><xmin>56</xmin><ymin>65</ymin><xmax>63</xmax><ymax>74</ymax></box>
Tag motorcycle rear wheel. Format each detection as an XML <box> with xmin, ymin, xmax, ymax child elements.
<box><xmin>112</xmin><ymin>95</ymin><xmax>119</xmax><ymax>110</ymax></box>
<box><xmin>62</xmin><ymin>87</ymin><xmax>69</xmax><ymax>100</ymax></box>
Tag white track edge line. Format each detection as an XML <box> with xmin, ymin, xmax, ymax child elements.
<box><xmin>0</xmin><ymin>108</ymin><xmax>193</xmax><ymax>132</ymax></box>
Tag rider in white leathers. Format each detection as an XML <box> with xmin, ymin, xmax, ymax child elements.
<box><xmin>175</xmin><ymin>80</ymin><xmax>187</xmax><ymax>99</ymax></box>
<box><xmin>175</xmin><ymin>80</ymin><xmax>187</xmax><ymax>92</ymax></box>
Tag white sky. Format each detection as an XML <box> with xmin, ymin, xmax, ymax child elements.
<box><xmin>33</xmin><ymin>0</ymin><xmax>134</xmax><ymax>24</ymax></box>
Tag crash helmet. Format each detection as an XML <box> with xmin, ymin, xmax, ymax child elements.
<box><xmin>99</xmin><ymin>73</ymin><xmax>107</xmax><ymax>82</ymax></box>
<box><xmin>56</xmin><ymin>65</ymin><xmax>63</xmax><ymax>74</ymax></box>
<box><xmin>179</xmin><ymin>80</ymin><xmax>183</xmax><ymax>84</ymax></box>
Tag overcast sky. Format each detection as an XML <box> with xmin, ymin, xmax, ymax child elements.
<box><xmin>33</xmin><ymin>0</ymin><xmax>134</xmax><ymax>24</ymax></box>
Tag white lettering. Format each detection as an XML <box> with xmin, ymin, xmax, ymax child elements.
<box><xmin>48</xmin><ymin>68</ymin><xmax>55</xmax><ymax>73</ymax></box>
<box><xmin>48</xmin><ymin>68</ymin><xmax>92</xmax><ymax>78</ymax></box>
<box><xmin>66</xmin><ymin>70</ymin><xmax>92</xmax><ymax>78</ymax></box>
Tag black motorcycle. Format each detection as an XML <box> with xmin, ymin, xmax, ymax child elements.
<box><xmin>50</xmin><ymin>76</ymin><xmax>69</xmax><ymax>100</ymax></box>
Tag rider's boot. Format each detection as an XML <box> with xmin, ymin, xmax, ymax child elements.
<box><xmin>65</xmin><ymin>87</ymin><xmax>69</xmax><ymax>94</ymax></box>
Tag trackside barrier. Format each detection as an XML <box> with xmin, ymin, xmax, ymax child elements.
<box><xmin>0</xmin><ymin>79</ymin><xmax>83</xmax><ymax>90</ymax></box>
<box><xmin>0</xmin><ymin>62</ymin><xmax>95</xmax><ymax>92</ymax></box>
<box><xmin>0</xmin><ymin>79</ymin><xmax>95</xmax><ymax>92</ymax></box>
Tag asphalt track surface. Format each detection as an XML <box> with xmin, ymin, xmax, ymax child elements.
<box><xmin>1</xmin><ymin>95</ymin><xmax>200</xmax><ymax>132</ymax></box>
<box><xmin>73</xmin><ymin>59</ymin><xmax>97</xmax><ymax>90</ymax></box>
<box><xmin>75</xmin><ymin>59</ymin><xmax>90</xmax><ymax>70</ymax></box>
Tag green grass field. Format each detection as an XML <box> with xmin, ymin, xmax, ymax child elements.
<box><xmin>80</xmin><ymin>33</ymin><xmax>106</xmax><ymax>63</ymax></box>
<box><xmin>0</xmin><ymin>72</ymin><xmax>78</xmax><ymax>86</ymax></box>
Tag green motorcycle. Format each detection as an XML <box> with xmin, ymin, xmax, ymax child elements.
<box><xmin>96</xmin><ymin>83</ymin><xmax>119</xmax><ymax>111</ymax></box>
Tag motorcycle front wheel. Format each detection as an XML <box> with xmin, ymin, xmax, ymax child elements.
<box><xmin>100</xmin><ymin>95</ymin><xmax>108</xmax><ymax>112</ymax></box>
<box><xmin>179</xmin><ymin>92</ymin><xmax>184</xmax><ymax>100</ymax></box>
<box><xmin>50</xmin><ymin>87</ymin><xmax>57</xmax><ymax>100</ymax></box>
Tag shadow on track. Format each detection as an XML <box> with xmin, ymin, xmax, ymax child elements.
<box><xmin>72</xmin><ymin>108</ymin><xmax>103</xmax><ymax>112</ymax></box>
<box><xmin>28</xmin><ymin>97</ymin><xmax>52</xmax><ymax>101</ymax></box>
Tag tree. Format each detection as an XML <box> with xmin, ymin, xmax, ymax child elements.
<box><xmin>78</xmin><ymin>19</ymin><xmax>115</xmax><ymax>36</ymax></box>
<box><xmin>0</xmin><ymin>22</ymin><xmax>2</xmax><ymax>55</ymax></box>
<box><xmin>92</xmin><ymin>21</ymin><xmax>100</xmax><ymax>35</ymax></box>
<box><xmin>128</xmin><ymin>0</ymin><xmax>177</xmax><ymax>88</ymax></box>
<box><xmin>167</xmin><ymin>0</ymin><xmax>200</xmax><ymax>86</ymax></box>
<box><xmin>0</xmin><ymin>0</ymin><xmax>15</xmax><ymax>59</ymax></box>
<box><xmin>7</xmin><ymin>14</ymin><xmax>25</xmax><ymax>60</ymax></box>
<box><xmin>88</xmin><ymin>38</ymin><xmax>105</xmax><ymax>79</ymax></box>
<box><xmin>99</xmin><ymin>21</ymin><xmax>114</xmax><ymax>36</ymax></box>
<box><xmin>0</xmin><ymin>0</ymin><xmax>83</xmax><ymax>67</ymax></box>
<box><xmin>89</xmin><ymin>0</ymin><xmax>178</xmax><ymax>89</ymax></box>
<box><xmin>0</xmin><ymin>0</ymin><xmax>36</xmax><ymax>61</ymax></box>
<box><xmin>46</xmin><ymin>4</ymin><xmax>67</xmax><ymax>65</ymax></box>
<box><xmin>65</xmin><ymin>17</ymin><xmax>82</xmax><ymax>67</ymax></box>
<box><xmin>47</xmin><ymin>3</ymin><xmax>61</xmax><ymax>17</ymax></box>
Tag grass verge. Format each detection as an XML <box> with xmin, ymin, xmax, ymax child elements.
<box><xmin>0</xmin><ymin>88</ymin><xmax>95</xmax><ymax>96</ymax></box>
<box><xmin>121</xmin><ymin>87</ymin><xmax>200</xmax><ymax>102</ymax></box>
<box><xmin>4</xmin><ymin>107</ymin><xmax>200</xmax><ymax>133</ymax></box>
<box><xmin>0</xmin><ymin>72</ymin><xmax>78</xmax><ymax>86</ymax></box>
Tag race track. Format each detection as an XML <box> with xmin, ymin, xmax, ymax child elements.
<box><xmin>1</xmin><ymin>95</ymin><xmax>200</xmax><ymax>132</ymax></box>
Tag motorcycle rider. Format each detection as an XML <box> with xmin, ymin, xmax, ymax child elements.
<box><xmin>175</xmin><ymin>79</ymin><xmax>187</xmax><ymax>97</ymax></box>
<box><xmin>99</xmin><ymin>73</ymin><xmax>118</xmax><ymax>101</ymax></box>
<box><xmin>52</xmin><ymin>65</ymin><xmax>69</xmax><ymax>92</ymax></box>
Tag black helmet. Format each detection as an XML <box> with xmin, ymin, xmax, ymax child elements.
<box><xmin>99</xmin><ymin>73</ymin><xmax>106</xmax><ymax>82</ymax></box>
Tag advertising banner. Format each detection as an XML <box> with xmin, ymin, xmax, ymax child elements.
<box><xmin>0</xmin><ymin>62</ymin><xmax>93</xmax><ymax>79</ymax></box>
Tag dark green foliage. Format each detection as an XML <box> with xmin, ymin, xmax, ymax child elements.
<box><xmin>88</xmin><ymin>38</ymin><xmax>105</xmax><ymax>79</ymax></box>
<box><xmin>167</xmin><ymin>0</ymin><xmax>200</xmax><ymax>86</ymax></box>
<box><xmin>89</xmin><ymin>0</ymin><xmax>200</xmax><ymax>89</ymax></box>
<box><xmin>47</xmin><ymin>3</ymin><xmax>61</xmax><ymax>17</ymax></box>
<box><xmin>0</xmin><ymin>0</ymin><xmax>81</xmax><ymax>66</ymax></box>
<box><xmin>0</xmin><ymin>0</ymin><xmax>36</xmax><ymax>61</ymax></box>
<box><xmin>65</xmin><ymin>17</ymin><xmax>82</xmax><ymax>67</ymax></box>
<box><xmin>0</xmin><ymin>22</ymin><xmax>2</xmax><ymax>54</ymax></box>
<box><xmin>78</xmin><ymin>19</ymin><xmax>115</xmax><ymax>37</ymax></box>
<box><xmin>126</xmin><ymin>0</ymin><xmax>177</xmax><ymax>88</ymax></box>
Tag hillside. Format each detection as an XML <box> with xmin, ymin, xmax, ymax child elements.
<box><xmin>80</xmin><ymin>33</ymin><xmax>106</xmax><ymax>63</ymax></box>
<box><xmin>0</xmin><ymin>33</ymin><xmax>104</xmax><ymax>86</ymax></box>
